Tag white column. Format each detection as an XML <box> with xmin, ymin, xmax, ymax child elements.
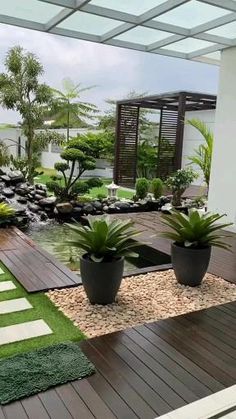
<box><xmin>208</xmin><ymin>47</ymin><xmax>236</xmax><ymax>230</ymax></box>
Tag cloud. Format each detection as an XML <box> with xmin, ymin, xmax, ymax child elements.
<box><xmin>0</xmin><ymin>23</ymin><xmax>219</xmax><ymax>123</ymax></box>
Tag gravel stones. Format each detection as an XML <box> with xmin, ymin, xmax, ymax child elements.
<box><xmin>47</xmin><ymin>270</ymin><xmax>236</xmax><ymax>339</ymax></box>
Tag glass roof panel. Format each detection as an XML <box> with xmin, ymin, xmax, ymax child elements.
<box><xmin>0</xmin><ymin>0</ymin><xmax>63</xmax><ymax>23</ymax></box>
<box><xmin>206</xmin><ymin>21</ymin><xmax>236</xmax><ymax>39</ymax></box>
<box><xmin>89</xmin><ymin>0</ymin><xmax>167</xmax><ymax>16</ymax></box>
<box><xmin>115</xmin><ymin>27</ymin><xmax>172</xmax><ymax>45</ymax></box>
<box><xmin>161</xmin><ymin>38</ymin><xmax>215</xmax><ymax>53</ymax></box>
<box><xmin>154</xmin><ymin>0</ymin><xmax>230</xmax><ymax>29</ymax></box>
<box><xmin>57</xmin><ymin>11</ymin><xmax>123</xmax><ymax>35</ymax></box>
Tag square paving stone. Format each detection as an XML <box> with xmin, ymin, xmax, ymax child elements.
<box><xmin>0</xmin><ymin>320</ymin><xmax>53</xmax><ymax>345</ymax></box>
<box><xmin>0</xmin><ymin>298</ymin><xmax>32</xmax><ymax>314</ymax></box>
<box><xmin>0</xmin><ymin>281</ymin><xmax>16</xmax><ymax>293</ymax></box>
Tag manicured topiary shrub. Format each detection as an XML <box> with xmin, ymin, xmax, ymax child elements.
<box><xmin>151</xmin><ymin>178</ymin><xmax>163</xmax><ymax>200</ymax></box>
<box><xmin>86</xmin><ymin>177</ymin><xmax>103</xmax><ymax>188</ymax></box>
<box><xmin>71</xmin><ymin>181</ymin><xmax>90</xmax><ymax>195</ymax></box>
<box><xmin>135</xmin><ymin>178</ymin><xmax>149</xmax><ymax>199</ymax></box>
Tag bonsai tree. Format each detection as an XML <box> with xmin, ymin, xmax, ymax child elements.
<box><xmin>47</xmin><ymin>136</ymin><xmax>96</xmax><ymax>201</ymax></box>
<box><xmin>0</xmin><ymin>46</ymin><xmax>54</xmax><ymax>183</ymax></box>
<box><xmin>161</xmin><ymin>210</ymin><xmax>232</xmax><ymax>286</ymax></box>
<box><xmin>187</xmin><ymin>119</ymin><xmax>213</xmax><ymax>187</ymax></box>
<box><xmin>165</xmin><ymin>168</ymin><xmax>198</xmax><ymax>207</ymax></box>
<box><xmin>66</xmin><ymin>216</ymin><xmax>140</xmax><ymax>304</ymax></box>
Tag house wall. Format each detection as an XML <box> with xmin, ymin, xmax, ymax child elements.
<box><xmin>182</xmin><ymin>109</ymin><xmax>215</xmax><ymax>185</ymax></box>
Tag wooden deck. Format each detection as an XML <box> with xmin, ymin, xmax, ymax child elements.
<box><xmin>1</xmin><ymin>301</ymin><xmax>235</xmax><ymax>418</ymax></box>
<box><xmin>0</xmin><ymin>227</ymin><xmax>81</xmax><ymax>292</ymax></box>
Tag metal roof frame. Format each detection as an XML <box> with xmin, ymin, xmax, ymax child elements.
<box><xmin>2</xmin><ymin>0</ymin><xmax>236</xmax><ymax>64</ymax></box>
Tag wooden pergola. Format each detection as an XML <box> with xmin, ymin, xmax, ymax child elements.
<box><xmin>114</xmin><ymin>91</ymin><xmax>217</xmax><ymax>187</ymax></box>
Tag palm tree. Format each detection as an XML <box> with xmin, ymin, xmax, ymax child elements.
<box><xmin>49</xmin><ymin>78</ymin><xmax>97</xmax><ymax>141</ymax></box>
<box><xmin>187</xmin><ymin>118</ymin><xmax>214</xmax><ymax>187</ymax></box>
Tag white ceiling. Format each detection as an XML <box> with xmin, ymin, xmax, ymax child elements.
<box><xmin>1</xmin><ymin>0</ymin><xmax>236</xmax><ymax>64</ymax></box>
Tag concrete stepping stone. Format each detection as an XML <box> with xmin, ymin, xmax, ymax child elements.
<box><xmin>0</xmin><ymin>281</ymin><xmax>16</xmax><ymax>292</ymax></box>
<box><xmin>0</xmin><ymin>319</ymin><xmax>53</xmax><ymax>345</ymax></box>
<box><xmin>0</xmin><ymin>297</ymin><xmax>32</xmax><ymax>314</ymax></box>
<box><xmin>0</xmin><ymin>267</ymin><xmax>5</xmax><ymax>275</ymax></box>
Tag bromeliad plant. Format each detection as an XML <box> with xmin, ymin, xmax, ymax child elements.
<box><xmin>161</xmin><ymin>210</ymin><xmax>232</xmax><ymax>250</ymax></box>
<box><xmin>66</xmin><ymin>216</ymin><xmax>140</xmax><ymax>262</ymax></box>
<box><xmin>161</xmin><ymin>210</ymin><xmax>232</xmax><ymax>286</ymax></box>
<box><xmin>66</xmin><ymin>216</ymin><xmax>141</xmax><ymax>304</ymax></box>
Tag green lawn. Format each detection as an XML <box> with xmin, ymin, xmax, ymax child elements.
<box><xmin>0</xmin><ymin>263</ymin><xmax>85</xmax><ymax>359</ymax></box>
<box><xmin>35</xmin><ymin>167</ymin><xmax>134</xmax><ymax>199</ymax></box>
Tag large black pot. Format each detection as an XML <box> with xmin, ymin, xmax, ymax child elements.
<box><xmin>171</xmin><ymin>243</ymin><xmax>211</xmax><ymax>286</ymax></box>
<box><xmin>80</xmin><ymin>255</ymin><xmax>124</xmax><ymax>304</ymax></box>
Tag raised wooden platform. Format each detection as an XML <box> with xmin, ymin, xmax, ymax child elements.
<box><xmin>1</xmin><ymin>301</ymin><xmax>235</xmax><ymax>418</ymax></box>
<box><xmin>0</xmin><ymin>227</ymin><xmax>81</xmax><ymax>292</ymax></box>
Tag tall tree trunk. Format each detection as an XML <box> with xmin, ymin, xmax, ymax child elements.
<box><xmin>27</xmin><ymin>128</ymin><xmax>34</xmax><ymax>184</ymax></box>
<box><xmin>66</xmin><ymin>101</ymin><xmax>70</xmax><ymax>142</ymax></box>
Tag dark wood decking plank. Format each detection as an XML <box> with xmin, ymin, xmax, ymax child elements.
<box><xmin>22</xmin><ymin>396</ymin><xmax>51</xmax><ymax>419</ymax></box>
<box><xmin>175</xmin><ymin>315</ymin><xmax>236</xmax><ymax>360</ymax></box>
<box><xmin>147</xmin><ymin>320</ymin><xmax>235</xmax><ymax>387</ymax></box>
<box><xmin>38</xmin><ymin>389</ymin><xmax>73</xmax><ymax>419</ymax></box>
<box><xmin>102</xmin><ymin>333</ymin><xmax>187</xmax><ymax>410</ymax></box>
<box><xmin>81</xmin><ymin>340</ymin><xmax>154</xmax><ymax>418</ymax></box>
<box><xmin>88</xmin><ymin>336</ymin><xmax>169</xmax><ymax>417</ymax></box>
<box><xmin>55</xmin><ymin>384</ymin><xmax>95</xmax><ymax>419</ymax></box>
<box><xmin>124</xmin><ymin>327</ymin><xmax>213</xmax><ymax>399</ymax></box>
<box><xmin>117</xmin><ymin>331</ymin><xmax>198</xmax><ymax>403</ymax></box>
<box><xmin>72</xmin><ymin>380</ymin><xmax>116</xmax><ymax>419</ymax></box>
<box><xmin>2</xmin><ymin>402</ymin><xmax>29</xmax><ymax>419</ymax></box>
<box><xmin>135</xmin><ymin>324</ymin><xmax>224</xmax><ymax>393</ymax></box>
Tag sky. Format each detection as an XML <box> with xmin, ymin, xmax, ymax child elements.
<box><xmin>0</xmin><ymin>23</ymin><xmax>220</xmax><ymax>124</ymax></box>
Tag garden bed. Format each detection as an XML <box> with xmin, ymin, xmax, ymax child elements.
<box><xmin>47</xmin><ymin>270</ymin><xmax>236</xmax><ymax>338</ymax></box>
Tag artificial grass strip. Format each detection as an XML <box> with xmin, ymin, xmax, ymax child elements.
<box><xmin>0</xmin><ymin>342</ymin><xmax>95</xmax><ymax>404</ymax></box>
<box><xmin>0</xmin><ymin>262</ymin><xmax>85</xmax><ymax>359</ymax></box>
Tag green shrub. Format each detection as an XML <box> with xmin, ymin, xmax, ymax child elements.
<box><xmin>0</xmin><ymin>203</ymin><xmax>15</xmax><ymax>226</ymax></box>
<box><xmin>71</xmin><ymin>181</ymin><xmax>90</xmax><ymax>196</ymax></box>
<box><xmin>77</xmin><ymin>195</ymin><xmax>93</xmax><ymax>204</ymax></box>
<box><xmin>151</xmin><ymin>178</ymin><xmax>163</xmax><ymax>199</ymax></box>
<box><xmin>135</xmin><ymin>178</ymin><xmax>149</xmax><ymax>199</ymax></box>
<box><xmin>97</xmin><ymin>193</ymin><xmax>107</xmax><ymax>200</ymax></box>
<box><xmin>46</xmin><ymin>181</ymin><xmax>63</xmax><ymax>197</ymax></box>
<box><xmin>86</xmin><ymin>177</ymin><xmax>103</xmax><ymax>188</ymax></box>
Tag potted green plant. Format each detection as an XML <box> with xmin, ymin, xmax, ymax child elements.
<box><xmin>66</xmin><ymin>216</ymin><xmax>140</xmax><ymax>304</ymax></box>
<box><xmin>161</xmin><ymin>210</ymin><xmax>232</xmax><ymax>286</ymax></box>
<box><xmin>165</xmin><ymin>168</ymin><xmax>198</xmax><ymax>208</ymax></box>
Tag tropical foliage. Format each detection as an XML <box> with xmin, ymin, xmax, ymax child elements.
<box><xmin>0</xmin><ymin>46</ymin><xmax>54</xmax><ymax>183</ymax></box>
<box><xmin>0</xmin><ymin>140</ymin><xmax>10</xmax><ymax>167</ymax></box>
<box><xmin>137</xmin><ymin>141</ymin><xmax>157</xmax><ymax>179</ymax></box>
<box><xmin>187</xmin><ymin>118</ymin><xmax>213</xmax><ymax>187</ymax></box>
<box><xmin>66</xmin><ymin>216</ymin><xmax>140</xmax><ymax>262</ymax></box>
<box><xmin>165</xmin><ymin>168</ymin><xmax>198</xmax><ymax>206</ymax></box>
<box><xmin>161</xmin><ymin>210</ymin><xmax>232</xmax><ymax>250</ymax></box>
<box><xmin>48</xmin><ymin>78</ymin><xmax>97</xmax><ymax>141</ymax></box>
<box><xmin>0</xmin><ymin>202</ymin><xmax>15</xmax><ymax>225</ymax></box>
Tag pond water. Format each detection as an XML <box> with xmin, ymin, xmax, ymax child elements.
<box><xmin>27</xmin><ymin>222</ymin><xmax>171</xmax><ymax>274</ymax></box>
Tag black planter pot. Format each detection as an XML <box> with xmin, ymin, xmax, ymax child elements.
<box><xmin>80</xmin><ymin>255</ymin><xmax>124</xmax><ymax>304</ymax></box>
<box><xmin>171</xmin><ymin>243</ymin><xmax>211</xmax><ymax>286</ymax></box>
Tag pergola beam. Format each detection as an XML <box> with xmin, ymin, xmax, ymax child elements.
<box><xmin>198</xmin><ymin>0</ymin><xmax>236</xmax><ymax>12</ymax></box>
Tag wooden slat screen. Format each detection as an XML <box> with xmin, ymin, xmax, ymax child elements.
<box><xmin>157</xmin><ymin>109</ymin><xmax>179</xmax><ymax>179</ymax></box>
<box><xmin>114</xmin><ymin>104</ymin><xmax>139</xmax><ymax>187</ymax></box>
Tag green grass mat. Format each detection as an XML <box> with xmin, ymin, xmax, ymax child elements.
<box><xmin>0</xmin><ymin>342</ymin><xmax>95</xmax><ymax>404</ymax></box>
<box><xmin>0</xmin><ymin>262</ymin><xmax>85</xmax><ymax>359</ymax></box>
